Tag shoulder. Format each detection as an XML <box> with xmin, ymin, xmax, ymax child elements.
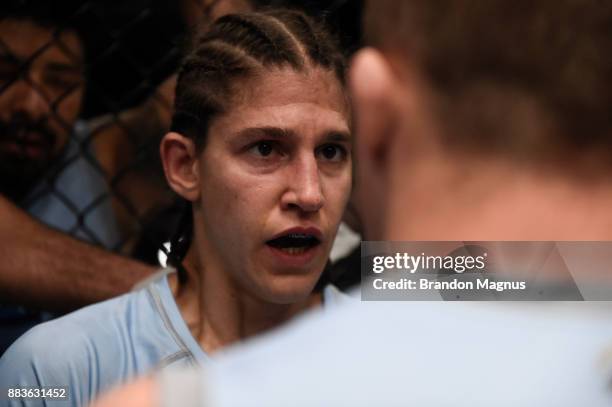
<box><xmin>0</xmin><ymin>278</ymin><xmax>180</xmax><ymax>404</ymax></box>
<box><xmin>0</xmin><ymin>292</ymin><xmax>132</xmax><ymax>379</ymax></box>
<box><xmin>0</xmin><ymin>312</ymin><xmax>100</xmax><ymax>406</ymax></box>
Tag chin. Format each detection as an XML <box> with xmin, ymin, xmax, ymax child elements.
<box><xmin>257</xmin><ymin>274</ymin><xmax>320</xmax><ymax>305</ymax></box>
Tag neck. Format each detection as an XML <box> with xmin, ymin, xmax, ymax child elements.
<box><xmin>386</xmin><ymin>153</ymin><xmax>612</xmax><ymax>240</ymax></box>
<box><xmin>169</xmin><ymin>245</ymin><xmax>321</xmax><ymax>355</ymax></box>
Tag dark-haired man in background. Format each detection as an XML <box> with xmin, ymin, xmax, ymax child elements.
<box><xmin>95</xmin><ymin>0</ymin><xmax>612</xmax><ymax>405</ymax></box>
<box><xmin>0</xmin><ymin>6</ymin><xmax>154</xmax><ymax>354</ymax></box>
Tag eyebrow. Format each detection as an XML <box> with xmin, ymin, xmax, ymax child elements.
<box><xmin>45</xmin><ymin>62</ymin><xmax>83</xmax><ymax>73</ymax></box>
<box><xmin>325</xmin><ymin>131</ymin><xmax>352</xmax><ymax>143</ymax></box>
<box><xmin>0</xmin><ymin>54</ymin><xmax>83</xmax><ymax>74</ymax></box>
<box><xmin>235</xmin><ymin>126</ymin><xmax>290</xmax><ymax>141</ymax></box>
<box><xmin>234</xmin><ymin>126</ymin><xmax>352</xmax><ymax>143</ymax></box>
<box><xmin>44</xmin><ymin>62</ymin><xmax>83</xmax><ymax>75</ymax></box>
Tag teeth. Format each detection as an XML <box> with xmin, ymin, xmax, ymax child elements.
<box><xmin>280</xmin><ymin>247</ymin><xmax>308</xmax><ymax>255</ymax></box>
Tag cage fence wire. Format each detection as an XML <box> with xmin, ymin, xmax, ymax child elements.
<box><xmin>0</xmin><ymin>0</ymin><xmax>362</xmax><ymax>266</ymax></box>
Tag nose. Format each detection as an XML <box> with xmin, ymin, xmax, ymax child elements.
<box><xmin>6</xmin><ymin>79</ymin><xmax>51</xmax><ymax>121</ymax></box>
<box><xmin>281</xmin><ymin>155</ymin><xmax>325</xmax><ymax>213</ymax></box>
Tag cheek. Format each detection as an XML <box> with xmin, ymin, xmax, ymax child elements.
<box><xmin>52</xmin><ymin>88</ymin><xmax>83</xmax><ymax>151</ymax></box>
<box><xmin>200</xmin><ymin>162</ymin><xmax>273</xmax><ymax>241</ymax></box>
<box><xmin>199</xmin><ymin>179</ymin><xmax>251</xmax><ymax>267</ymax></box>
<box><xmin>54</xmin><ymin>87</ymin><xmax>82</xmax><ymax>124</ymax></box>
<box><xmin>199</xmin><ymin>169</ymin><xmax>280</xmax><ymax>278</ymax></box>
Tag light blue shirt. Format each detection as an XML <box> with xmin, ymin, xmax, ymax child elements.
<box><xmin>0</xmin><ymin>270</ymin><xmax>347</xmax><ymax>406</ymax></box>
<box><xmin>191</xmin><ymin>300</ymin><xmax>612</xmax><ymax>407</ymax></box>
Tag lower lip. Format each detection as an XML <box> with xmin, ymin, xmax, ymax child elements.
<box><xmin>265</xmin><ymin>244</ymin><xmax>322</xmax><ymax>270</ymax></box>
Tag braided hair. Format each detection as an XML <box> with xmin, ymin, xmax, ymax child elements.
<box><xmin>166</xmin><ymin>9</ymin><xmax>347</xmax><ymax>284</ymax></box>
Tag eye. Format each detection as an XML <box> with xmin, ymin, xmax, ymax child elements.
<box><xmin>257</xmin><ymin>141</ymin><xmax>273</xmax><ymax>156</ymax></box>
<box><xmin>43</xmin><ymin>72</ymin><xmax>81</xmax><ymax>92</ymax></box>
<box><xmin>248</xmin><ymin>140</ymin><xmax>279</xmax><ymax>158</ymax></box>
<box><xmin>317</xmin><ymin>144</ymin><xmax>347</xmax><ymax>162</ymax></box>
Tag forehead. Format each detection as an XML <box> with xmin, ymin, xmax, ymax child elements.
<box><xmin>238</xmin><ymin>67</ymin><xmax>347</xmax><ymax>115</ymax></box>
<box><xmin>0</xmin><ymin>19</ymin><xmax>82</xmax><ymax>65</ymax></box>
<box><xmin>212</xmin><ymin>67</ymin><xmax>350</xmax><ymax>137</ymax></box>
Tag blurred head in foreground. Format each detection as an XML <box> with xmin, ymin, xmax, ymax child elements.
<box><xmin>354</xmin><ymin>0</ymin><xmax>612</xmax><ymax>240</ymax></box>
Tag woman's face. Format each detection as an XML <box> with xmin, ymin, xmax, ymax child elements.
<box><xmin>194</xmin><ymin>67</ymin><xmax>352</xmax><ymax>303</ymax></box>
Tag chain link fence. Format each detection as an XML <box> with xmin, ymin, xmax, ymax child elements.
<box><xmin>0</xmin><ymin>0</ymin><xmax>362</xmax><ymax>266</ymax></box>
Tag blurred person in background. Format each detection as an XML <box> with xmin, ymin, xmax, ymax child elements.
<box><xmin>0</xmin><ymin>9</ymin><xmax>353</xmax><ymax>407</ymax></box>
<box><xmin>94</xmin><ymin>0</ymin><xmax>612</xmax><ymax>406</ymax></box>
<box><xmin>0</xmin><ymin>2</ymin><xmax>154</xmax><ymax>355</ymax></box>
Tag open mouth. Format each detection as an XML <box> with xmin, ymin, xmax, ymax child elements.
<box><xmin>266</xmin><ymin>233</ymin><xmax>321</xmax><ymax>255</ymax></box>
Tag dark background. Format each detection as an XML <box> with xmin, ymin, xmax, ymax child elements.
<box><xmin>1</xmin><ymin>0</ymin><xmax>363</xmax><ymax>118</ymax></box>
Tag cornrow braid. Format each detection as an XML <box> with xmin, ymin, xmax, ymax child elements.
<box><xmin>166</xmin><ymin>9</ymin><xmax>346</xmax><ymax>283</ymax></box>
<box><xmin>215</xmin><ymin>13</ymin><xmax>305</xmax><ymax>68</ymax></box>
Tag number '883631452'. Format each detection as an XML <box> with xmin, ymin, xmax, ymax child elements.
<box><xmin>5</xmin><ymin>387</ymin><xmax>68</xmax><ymax>400</ymax></box>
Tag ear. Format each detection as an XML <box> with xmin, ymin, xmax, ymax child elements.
<box><xmin>348</xmin><ymin>48</ymin><xmax>403</xmax><ymax>239</ymax></box>
<box><xmin>160</xmin><ymin>132</ymin><xmax>200</xmax><ymax>202</ymax></box>
<box><xmin>349</xmin><ymin>47</ymin><xmax>400</xmax><ymax>172</ymax></box>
